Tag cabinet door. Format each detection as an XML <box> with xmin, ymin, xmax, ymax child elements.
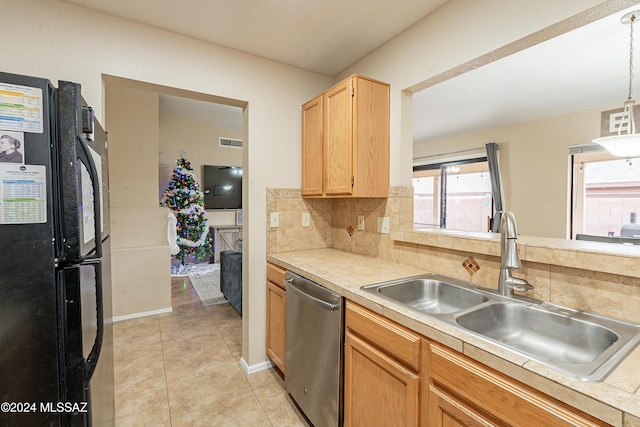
<box><xmin>429</xmin><ymin>387</ymin><xmax>497</xmax><ymax>427</ymax></box>
<box><xmin>323</xmin><ymin>78</ymin><xmax>353</xmax><ymax>196</ymax></box>
<box><xmin>430</xmin><ymin>344</ymin><xmax>609</xmax><ymax>427</ymax></box>
<box><xmin>344</xmin><ymin>331</ymin><xmax>419</xmax><ymax>427</ymax></box>
<box><xmin>301</xmin><ymin>95</ymin><xmax>323</xmax><ymax>196</ymax></box>
<box><xmin>266</xmin><ymin>281</ymin><xmax>286</xmax><ymax>373</ymax></box>
<box><xmin>352</xmin><ymin>76</ymin><xmax>390</xmax><ymax>197</ymax></box>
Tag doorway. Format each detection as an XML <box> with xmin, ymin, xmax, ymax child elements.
<box><xmin>103</xmin><ymin>75</ymin><xmax>246</xmax><ymax>318</ymax></box>
<box><xmin>158</xmin><ymin>93</ymin><xmax>243</xmax><ymax>273</ymax></box>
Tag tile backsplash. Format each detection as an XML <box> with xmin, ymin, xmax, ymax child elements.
<box><xmin>266</xmin><ymin>188</ymin><xmax>331</xmax><ymax>253</ymax></box>
<box><xmin>266</xmin><ymin>186</ymin><xmax>413</xmax><ymax>258</ymax></box>
<box><xmin>266</xmin><ymin>186</ymin><xmax>640</xmax><ymax>323</ymax></box>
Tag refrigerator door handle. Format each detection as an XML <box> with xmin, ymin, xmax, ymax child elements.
<box><xmin>83</xmin><ymin>259</ymin><xmax>104</xmax><ymax>383</ymax></box>
<box><xmin>76</xmin><ymin>135</ymin><xmax>102</xmax><ymax>260</ymax></box>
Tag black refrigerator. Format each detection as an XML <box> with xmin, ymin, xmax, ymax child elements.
<box><xmin>0</xmin><ymin>72</ymin><xmax>115</xmax><ymax>426</ymax></box>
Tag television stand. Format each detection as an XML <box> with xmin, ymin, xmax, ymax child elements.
<box><xmin>209</xmin><ymin>225</ymin><xmax>242</xmax><ymax>263</ymax></box>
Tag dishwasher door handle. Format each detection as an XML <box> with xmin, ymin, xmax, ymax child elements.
<box><xmin>286</xmin><ymin>278</ymin><xmax>340</xmax><ymax>311</ymax></box>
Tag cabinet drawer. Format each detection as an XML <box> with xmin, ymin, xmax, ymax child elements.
<box><xmin>346</xmin><ymin>301</ymin><xmax>421</xmax><ymax>372</ymax></box>
<box><xmin>267</xmin><ymin>262</ymin><xmax>286</xmax><ymax>289</ymax></box>
<box><xmin>430</xmin><ymin>344</ymin><xmax>608</xmax><ymax>427</ymax></box>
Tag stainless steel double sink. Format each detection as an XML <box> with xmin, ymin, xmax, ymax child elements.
<box><xmin>361</xmin><ymin>274</ymin><xmax>640</xmax><ymax>382</ymax></box>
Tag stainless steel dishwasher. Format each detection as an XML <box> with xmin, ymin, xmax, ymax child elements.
<box><xmin>284</xmin><ymin>271</ymin><xmax>343</xmax><ymax>427</ymax></box>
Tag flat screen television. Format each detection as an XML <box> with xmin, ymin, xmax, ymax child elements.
<box><xmin>203</xmin><ymin>165</ymin><xmax>242</xmax><ymax>210</ymax></box>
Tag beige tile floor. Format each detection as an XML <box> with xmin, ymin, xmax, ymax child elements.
<box><xmin>113</xmin><ymin>276</ymin><xmax>308</xmax><ymax>426</ymax></box>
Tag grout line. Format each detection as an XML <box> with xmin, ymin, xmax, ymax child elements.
<box><xmin>251</xmin><ymin>383</ymin><xmax>277</xmax><ymax>427</ymax></box>
<box><xmin>158</xmin><ymin>305</ymin><xmax>173</xmax><ymax>425</ymax></box>
<box><xmin>139</xmin><ymin>277</ymin><xmax>273</xmax><ymax>425</ymax></box>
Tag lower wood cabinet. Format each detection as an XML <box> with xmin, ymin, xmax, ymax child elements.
<box><xmin>344</xmin><ymin>301</ymin><xmax>425</xmax><ymax>427</ymax></box>
<box><xmin>344</xmin><ymin>331</ymin><xmax>420</xmax><ymax>426</ymax></box>
<box><xmin>429</xmin><ymin>386</ymin><xmax>496</xmax><ymax>427</ymax></box>
<box><xmin>343</xmin><ymin>300</ymin><xmax>610</xmax><ymax>427</ymax></box>
<box><xmin>266</xmin><ymin>262</ymin><xmax>286</xmax><ymax>374</ymax></box>
<box><xmin>429</xmin><ymin>344</ymin><xmax>610</xmax><ymax>427</ymax></box>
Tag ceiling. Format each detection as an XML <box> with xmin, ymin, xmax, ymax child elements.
<box><xmin>413</xmin><ymin>5</ymin><xmax>640</xmax><ymax>144</ymax></box>
<box><xmin>159</xmin><ymin>94</ymin><xmax>243</xmax><ymax>132</ymax></box>
<box><xmin>63</xmin><ymin>0</ymin><xmax>446</xmax><ymax>77</ymax></box>
<box><xmin>63</xmin><ymin>0</ymin><xmax>445</xmax><ymax>134</ymax></box>
<box><xmin>64</xmin><ymin>1</ymin><xmax>640</xmax><ymax>145</ymax></box>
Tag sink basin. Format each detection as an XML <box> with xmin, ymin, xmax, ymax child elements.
<box><xmin>361</xmin><ymin>274</ymin><xmax>640</xmax><ymax>381</ymax></box>
<box><xmin>456</xmin><ymin>302</ymin><xmax>618</xmax><ymax>364</ymax></box>
<box><xmin>455</xmin><ymin>301</ymin><xmax>640</xmax><ymax>380</ymax></box>
<box><xmin>362</xmin><ymin>275</ymin><xmax>488</xmax><ymax>315</ymax></box>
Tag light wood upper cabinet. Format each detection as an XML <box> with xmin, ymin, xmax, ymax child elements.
<box><xmin>301</xmin><ymin>95</ymin><xmax>323</xmax><ymax>197</ymax></box>
<box><xmin>266</xmin><ymin>262</ymin><xmax>286</xmax><ymax>374</ymax></box>
<box><xmin>302</xmin><ymin>74</ymin><xmax>389</xmax><ymax>198</ymax></box>
<box><xmin>324</xmin><ymin>78</ymin><xmax>354</xmax><ymax>195</ymax></box>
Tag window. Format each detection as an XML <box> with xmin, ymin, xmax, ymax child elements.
<box><xmin>413</xmin><ymin>174</ymin><xmax>436</xmax><ymax>227</ymax></box>
<box><xmin>413</xmin><ymin>159</ymin><xmax>492</xmax><ymax>233</ymax></box>
<box><xmin>570</xmin><ymin>150</ymin><xmax>640</xmax><ymax>239</ymax></box>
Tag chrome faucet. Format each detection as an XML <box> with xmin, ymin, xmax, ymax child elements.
<box><xmin>498</xmin><ymin>211</ymin><xmax>533</xmax><ymax>297</ymax></box>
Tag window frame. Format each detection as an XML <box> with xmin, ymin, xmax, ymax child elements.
<box><xmin>569</xmin><ymin>147</ymin><xmax>638</xmax><ymax>239</ymax></box>
<box><xmin>413</xmin><ymin>157</ymin><xmax>491</xmax><ymax>231</ymax></box>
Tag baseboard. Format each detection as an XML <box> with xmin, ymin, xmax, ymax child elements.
<box><xmin>240</xmin><ymin>358</ymin><xmax>273</xmax><ymax>375</ymax></box>
<box><xmin>113</xmin><ymin>307</ymin><xmax>173</xmax><ymax>322</ymax></box>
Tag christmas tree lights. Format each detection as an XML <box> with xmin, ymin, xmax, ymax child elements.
<box><xmin>162</xmin><ymin>156</ymin><xmax>212</xmax><ymax>261</ymax></box>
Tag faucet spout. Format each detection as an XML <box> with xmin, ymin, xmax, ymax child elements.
<box><xmin>498</xmin><ymin>211</ymin><xmax>532</xmax><ymax>297</ymax></box>
<box><xmin>500</xmin><ymin>211</ymin><xmax>521</xmax><ymax>269</ymax></box>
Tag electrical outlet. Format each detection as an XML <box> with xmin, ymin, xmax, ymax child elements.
<box><xmin>377</xmin><ymin>216</ymin><xmax>390</xmax><ymax>234</ymax></box>
<box><xmin>270</xmin><ymin>212</ymin><xmax>280</xmax><ymax>228</ymax></box>
<box><xmin>302</xmin><ymin>212</ymin><xmax>311</xmax><ymax>227</ymax></box>
<box><xmin>357</xmin><ymin>215</ymin><xmax>365</xmax><ymax>231</ymax></box>
<box><xmin>381</xmin><ymin>217</ymin><xmax>390</xmax><ymax>234</ymax></box>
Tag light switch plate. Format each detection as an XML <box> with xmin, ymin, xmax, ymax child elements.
<box><xmin>357</xmin><ymin>215</ymin><xmax>365</xmax><ymax>231</ymax></box>
<box><xmin>302</xmin><ymin>212</ymin><xmax>311</xmax><ymax>227</ymax></box>
<box><xmin>270</xmin><ymin>212</ymin><xmax>280</xmax><ymax>228</ymax></box>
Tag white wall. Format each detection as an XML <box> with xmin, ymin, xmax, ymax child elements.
<box><xmin>337</xmin><ymin>0</ymin><xmax>622</xmax><ymax>189</ymax></box>
<box><xmin>159</xmin><ymin>109</ymin><xmax>243</xmax><ymax>226</ymax></box>
<box><xmin>2</xmin><ymin>0</ymin><xmax>331</xmax><ymax>367</ymax></box>
<box><xmin>413</xmin><ymin>104</ymin><xmax>612</xmax><ymax>238</ymax></box>
<box><xmin>159</xmin><ymin>110</ymin><xmax>243</xmax><ymax>201</ymax></box>
<box><xmin>338</xmin><ymin>0</ymin><xmax>631</xmax><ymax>240</ymax></box>
<box><xmin>106</xmin><ymin>83</ymin><xmax>172</xmax><ymax>318</ymax></box>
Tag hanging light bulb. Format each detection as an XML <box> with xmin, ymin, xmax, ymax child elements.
<box><xmin>594</xmin><ymin>10</ymin><xmax>640</xmax><ymax>157</ymax></box>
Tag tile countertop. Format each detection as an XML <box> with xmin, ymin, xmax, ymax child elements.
<box><xmin>267</xmin><ymin>248</ymin><xmax>640</xmax><ymax>427</ymax></box>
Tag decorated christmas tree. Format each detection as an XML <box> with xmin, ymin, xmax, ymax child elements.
<box><xmin>162</xmin><ymin>155</ymin><xmax>213</xmax><ymax>261</ymax></box>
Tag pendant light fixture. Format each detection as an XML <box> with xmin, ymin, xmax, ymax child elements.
<box><xmin>593</xmin><ymin>10</ymin><xmax>640</xmax><ymax>157</ymax></box>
